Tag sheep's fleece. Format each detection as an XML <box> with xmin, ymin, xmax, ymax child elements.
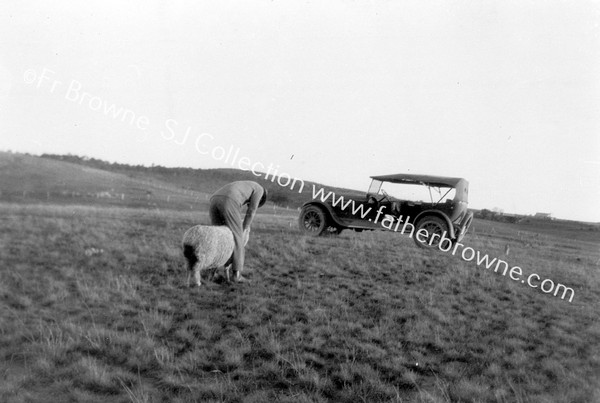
<box><xmin>182</xmin><ymin>225</ymin><xmax>249</xmax><ymax>286</ymax></box>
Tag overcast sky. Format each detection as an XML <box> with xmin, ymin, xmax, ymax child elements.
<box><xmin>1</xmin><ymin>1</ymin><xmax>599</xmax><ymax>222</ymax></box>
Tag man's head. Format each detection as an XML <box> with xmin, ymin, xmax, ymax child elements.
<box><xmin>259</xmin><ymin>186</ymin><xmax>268</xmax><ymax>207</ymax></box>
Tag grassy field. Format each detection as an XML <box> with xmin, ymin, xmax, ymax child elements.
<box><xmin>1</xmin><ymin>201</ymin><xmax>599</xmax><ymax>403</ymax></box>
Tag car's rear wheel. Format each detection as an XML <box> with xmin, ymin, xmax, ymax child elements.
<box><xmin>414</xmin><ymin>216</ymin><xmax>449</xmax><ymax>249</ymax></box>
<box><xmin>298</xmin><ymin>205</ymin><xmax>327</xmax><ymax>236</ymax></box>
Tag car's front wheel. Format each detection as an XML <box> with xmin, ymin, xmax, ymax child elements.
<box><xmin>298</xmin><ymin>205</ymin><xmax>328</xmax><ymax>236</ymax></box>
<box><xmin>414</xmin><ymin>216</ymin><xmax>449</xmax><ymax>249</ymax></box>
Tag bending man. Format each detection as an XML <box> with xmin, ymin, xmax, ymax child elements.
<box><xmin>208</xmin><ymin>181</ymin><xmax>267</xmax><ymax>282</ymax></box>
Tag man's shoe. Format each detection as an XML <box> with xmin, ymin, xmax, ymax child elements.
<box><xmin>235</xmin><ymin>275</ymin><xmax>251</xmax><ymax>283</ymax></box>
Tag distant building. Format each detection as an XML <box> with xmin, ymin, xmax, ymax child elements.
<box><xmin>534</xmin><ymin>212</ymin><xmax>553</xmax><ymax>220</ymax></box>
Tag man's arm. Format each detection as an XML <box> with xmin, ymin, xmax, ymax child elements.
<box><xmin>242</xmin><ymin>189</ymin><xmax>262</xmax><ymax>230</ymax></box>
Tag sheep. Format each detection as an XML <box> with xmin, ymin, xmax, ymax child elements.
<box><xmin>182</xmin><ymin>225</ymin><xmax>250</xmax><ymax>287</ymax></box>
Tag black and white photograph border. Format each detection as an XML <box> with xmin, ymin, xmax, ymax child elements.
<box><xmin>1</xmin><ymin>1</ymin><xmax>599</xmax><ymax>402</ymax></box>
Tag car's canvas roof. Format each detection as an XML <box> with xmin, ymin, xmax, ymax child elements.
<box><xmin>370</xmin><ymin>174</ymin><xmax>466</xmax><ymax>187</ymax></box>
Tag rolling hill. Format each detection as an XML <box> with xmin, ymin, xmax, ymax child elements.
<box><xmin>0</xmin><ymin>152</ymin><xmax>367</xmax><ymax>212</ymax></box>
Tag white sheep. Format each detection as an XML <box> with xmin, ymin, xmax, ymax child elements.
<box><xmin>182</xmin><ymin>225</ymin><xmax>250</xmax><ymax>287</ymax></box>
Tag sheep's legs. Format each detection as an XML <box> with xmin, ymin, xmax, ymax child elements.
<box><xmin>224</xmin><ymin>264</ymin><xmax>231</xmax><ymax>283</ymax></box>
<box><xmin>188</xmin><ymin>265</ymin><xmax>234</xmax><ymax>287</ymax></box>
<box><xmin>201</xmin><ymin>266</ymin><xmax>231</xmax><ymax>284</ymax></box>
<box><xmin>186</xmin><ymin>273</ymin><xmax>201</xmax><ymax>287</ymax></box>
<box><xmin>193</xmin><ymin>264</ymin><xmax>202</xmax><ymax>287</ymax></box>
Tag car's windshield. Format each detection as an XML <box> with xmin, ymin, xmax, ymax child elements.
<box><xmin>367</xmin><ymin>179</ymin><xmax>383</xmax><ymax>195</ymax></box>
<box><xmin>371</xmin><ymin>181</ymin><xmax>456</xmax><ymax>204</ymax></box>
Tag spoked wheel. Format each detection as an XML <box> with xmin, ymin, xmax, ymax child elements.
<box><xmin>414</xmin><ymin>216</ymin><xmax>449</xmax><ymax>249</ymax></box>
<box><xmin>298</xmin><ymin>205</ymin><xmax>327</xmax><ymax>236</ymax></box>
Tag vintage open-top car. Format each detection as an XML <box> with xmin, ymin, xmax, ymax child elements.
<box><xmin>298</xmin><ymin>173</ymin><xmax>474</xmax><ymax>248</ymax></box>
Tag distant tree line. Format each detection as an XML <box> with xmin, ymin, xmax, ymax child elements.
<box><xmin>41</xmin><ymin>153</ymin><xmax>201</xmax><ymax>176</ymax></box>
<box><xmin>473</xmin><ymin>209</ymin><xmax>522</xmax><ymax>224</ymax></box>
<box><xmin>40</xmin><ymin>153</ymin><xmax>304</xmax><ymax>209</ymax></box>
